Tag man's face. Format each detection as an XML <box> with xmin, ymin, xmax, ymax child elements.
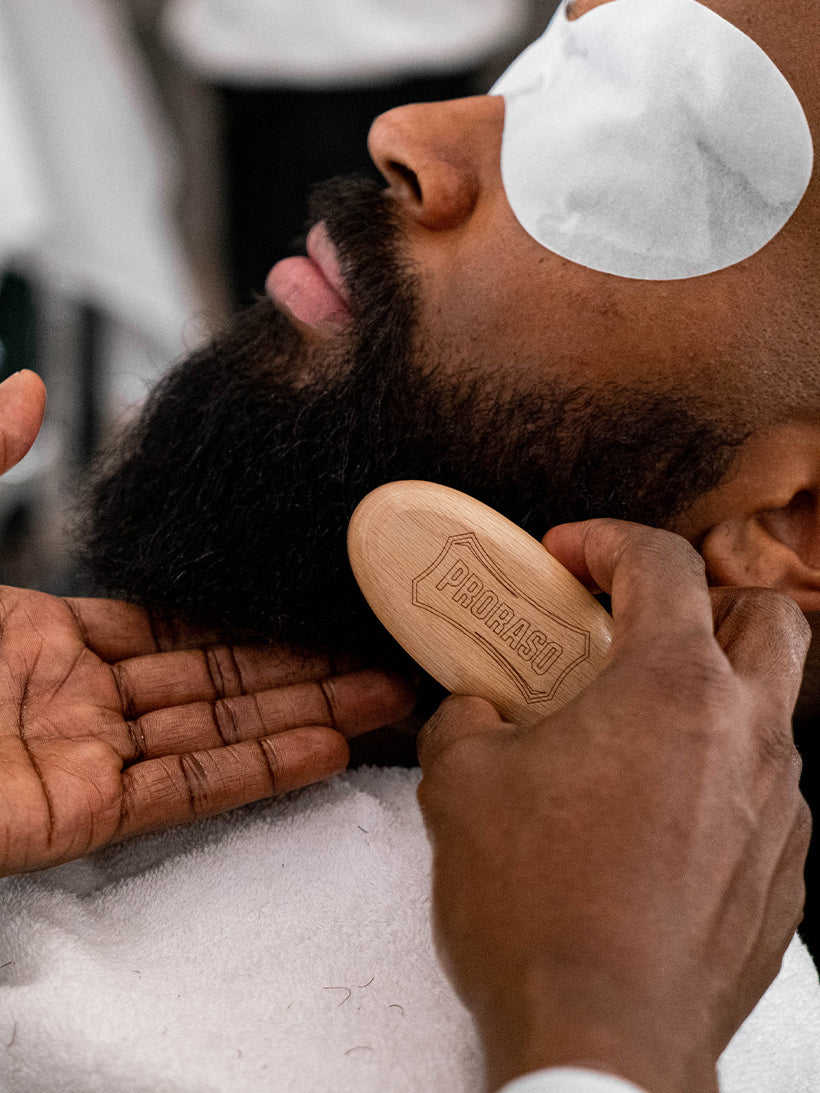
<box><xmin>80</xmin><ymin>0</ymin><xmax>817</xmax><ymax>661</ymax></box>
<box><xmin>358</xmin><ymin>0</ymin><xmax>816</xmax><ymax>403</ymax></box>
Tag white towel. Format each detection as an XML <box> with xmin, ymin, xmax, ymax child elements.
<box><xmin>0</xmin><ymin>767</ymin><xmax>817</xmax><ymax>1092</ymax></box>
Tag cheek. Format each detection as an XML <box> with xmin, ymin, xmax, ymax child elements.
<box><xmin>406</xmin><ymin>192</ymin><xmax>745</xmax><ymax>393</ymax></box>
<box><xmin>411</xmin><ymin>232</ymin><xmax>626</xmax><ymax>386</ymax></box>
<box><xmin>409</xmin><ymin>211</ymin><xmax>571</xmax><ymax>375</ymax></box>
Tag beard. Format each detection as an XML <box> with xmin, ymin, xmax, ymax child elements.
<box><xmin>77</xmin><ymin>177</ymin><xmax>746</xmax><ymax>664</ymax></box>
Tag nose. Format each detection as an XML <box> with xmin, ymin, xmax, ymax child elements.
<box><xmin>367</xmin><ymin>96</ymin><xmax>505</xmax><ymax>232</ymax></box>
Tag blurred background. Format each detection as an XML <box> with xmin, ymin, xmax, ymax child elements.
<box><xmin>0</xmin><ymin>0</ymin><xmax>556</xmax><ymax>595</ymax></box>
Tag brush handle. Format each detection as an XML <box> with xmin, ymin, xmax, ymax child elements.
<box><xmin>347</xmin><ymin>481</ymin><xmax>612</xmax><ymax>725</ymax></box>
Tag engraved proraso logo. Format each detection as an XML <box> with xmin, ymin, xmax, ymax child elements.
<box><xmin>412</xmin><ymin>533</ymin><xmax>591</xmax><ymax>706</ymax></box>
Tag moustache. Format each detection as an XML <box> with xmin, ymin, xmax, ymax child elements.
<box><xmin>307</xmin><ymin>177</ymin><xmax>415</xmax><ymax>333</ymax></box>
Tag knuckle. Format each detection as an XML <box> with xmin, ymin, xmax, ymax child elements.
<box><xmin>764</xmin><ymin>590</ymin><xmax>809</xmax><ymax>636</ymax></box>
<box><xmin>728</xmin><ymin>586</ymin><xmax>809</xmax><ymax>637</ymax></box>
<box><xmin>125</xmin><ymin>717</ymin><xmax>148</xmax><ymax>762</ymax></box>
<box><xmin>177</xmin><ymin>752</ymin><xmax>213</xmax><ymax>817</ymax></box>
<box><xmin>317</xmin><ymin>678</ymin><xmax>340</xmax><ymax>731</ymax></box>
<box><xmin>794</xmin><ymin>795</ymin><xmax>813</xmax><ymax>855</ymax></box>
<box><xmin>204</xmin><ymin>645</ymin><xmax>244</xmax><ymax>699</ymax></box>
<box><xmin>752</xmin><ymin>721</ymin><xmax>804</xmax><ymax>782</ymax></box>
<box><xmin>212</xmin><ymin>696</ymin><xmax>245</xmax><ymax>744</ymax></box>
<box><xmin>759</xmin><ymin>731</ymin><xmax>797</xmax><ymax>772</ymax></box>
<box><xmin>111</xmin><ymin>662</ymin><xmax>138</xmax><ymax>719</ymax></box>
<box><xmin>255</xmin><ymin>737</ymin><xmax>283</xmax><ymax>792</ymax></box>
<box><xmin>790</xmin><ymin>744</ymin><xmax>805</xmax><ymax>783</ymax></box>
<box><xmin>642</xmin><ymin>642</ymin><xmax>736</xmax><ymax>711</ymax></box>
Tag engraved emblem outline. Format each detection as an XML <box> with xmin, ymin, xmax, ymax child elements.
<box><xmin>411</xmin><ymin>532</ymin><xmax>591</xmax><ymax>705</ymax></box>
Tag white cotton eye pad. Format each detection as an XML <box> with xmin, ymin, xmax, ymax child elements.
<box><xmin>491</xmin><ymin>0</ymin><xmax>814</xmax><ymax>280</ymax></box>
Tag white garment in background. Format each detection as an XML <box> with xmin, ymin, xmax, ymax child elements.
<box><xmin>0</xmin><ymin>0</ymin><xmax>201</xmax><ymax>364</ymax></box>
<box><xmin>0</xmin><ymin>767</ymin><xmax>817</xmax><ymax>1092</ymax></box>
<box><xmin>0</xmin><ymin>11</ymin><xmax>46</xmax><ymax>273</ymax></box>
<box><xmin>162</xmin><ymin>0</ymin><xmax>534</xmax><ymax>87</ymax></box>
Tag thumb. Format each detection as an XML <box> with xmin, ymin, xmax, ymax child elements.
<box><xmin>417</xmin><ymin>694</ymin><xmax>506</xmax><ymax>769</ymax></box>
<box><xmin>0</xmin><ymin>371</ymin><xmax>46</xmax><ymax>475</ymax></box>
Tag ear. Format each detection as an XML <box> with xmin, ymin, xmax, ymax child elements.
<box><xmin>679</xmin><ymin>423</ymin><xmax>820</xmax><ymax>612</ymax></box>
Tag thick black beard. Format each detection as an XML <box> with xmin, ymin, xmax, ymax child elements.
<box><xmin>77</xmin><ymin>178</ymin><xmax>746</xmax><ymax>660</ymax></box>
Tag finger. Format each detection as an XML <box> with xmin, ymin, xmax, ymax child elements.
<box><xmin>63</xmin><ymin>597</ymin><xmax>225</xmax><ymax>660</ymax></box>
<box><xmin>116</xmin><ymin>669</ymin><xmax>416</xmax><ymax>760</ymax></box>
<box><xmin>543</xmin><ymin>519</ymin><xmax>713</xmax><ymax>643</ymax></box>
<box><xmin>0</xmin><ymin>370</ymin><xmax>46</xmax><ymax>474</ymax></box>
<box><xmin>116</xmin><ymin>726</ymin><xmax>349</xmax><ymax>839</ymax></box>
<box><xmin>111</xmin><ymin>643</ymin><xmax>357</xmax><ymax>716</ymax></box>
<box><xmin>417</xmin><ymin>694</ymin><xmax>507</xmax><ymax>769</ymax></box>
<box><xmin>710</xmin><ymin>587</ymin><xmax>810</xmax><ymax>709</ymax></box>
<box><xmin>64</xmin><ymin>595</ymin><xmax>360</xmax><ymax>679</ymax></box>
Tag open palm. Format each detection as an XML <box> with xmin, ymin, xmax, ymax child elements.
<box><xmin>0</xmin><ymin>372</ymin><xmax>414</xmax><ymax>876</ymax></box>
<box><xmin>0</xmin><ymin>588</ymin><xmax>413</xmax><ymax>876</ymax></box>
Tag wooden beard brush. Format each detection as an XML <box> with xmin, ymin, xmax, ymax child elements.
<box><xmin>348</xmin><ymin>481</ymin><xmax>612</xmax><ymax>724</ymax></box>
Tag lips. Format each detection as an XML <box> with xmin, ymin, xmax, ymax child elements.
<box><xmin>265</xmin><ymin>223</ymin><xmax>351</xmax><ymax>333</ymax></box>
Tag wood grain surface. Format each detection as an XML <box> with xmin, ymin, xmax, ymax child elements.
<box><xmin>348</xmin><ymin>481</ymin><xmax>612</xmax><ymax>724</ymax></box>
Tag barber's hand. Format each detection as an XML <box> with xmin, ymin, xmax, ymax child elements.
<box><xmin>417</xmin><ymin>520</ymin><xmax>811</xmax><ymax>1093</ymax></box>
<box><xmin>0</xmin><ymin>590</ymin><xmax>414</xmax><ymax>876</ymax></box>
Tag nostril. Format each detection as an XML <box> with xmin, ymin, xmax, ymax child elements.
<box><xmin>388</xmin><ymin>160</ymin><xmax>423</xmax><ymax>202</ymax></box>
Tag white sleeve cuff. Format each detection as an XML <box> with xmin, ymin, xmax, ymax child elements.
<box><xmin>499</xmin><ymin>1066</ymin><xmax>648</xmax><ymax>1093</ymax></box>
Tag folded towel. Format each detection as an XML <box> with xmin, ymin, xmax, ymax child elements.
<box><xmin>0</xmin><ymin>767</ymin><xmax>817</xmax><ymax>1092</ymax></box>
